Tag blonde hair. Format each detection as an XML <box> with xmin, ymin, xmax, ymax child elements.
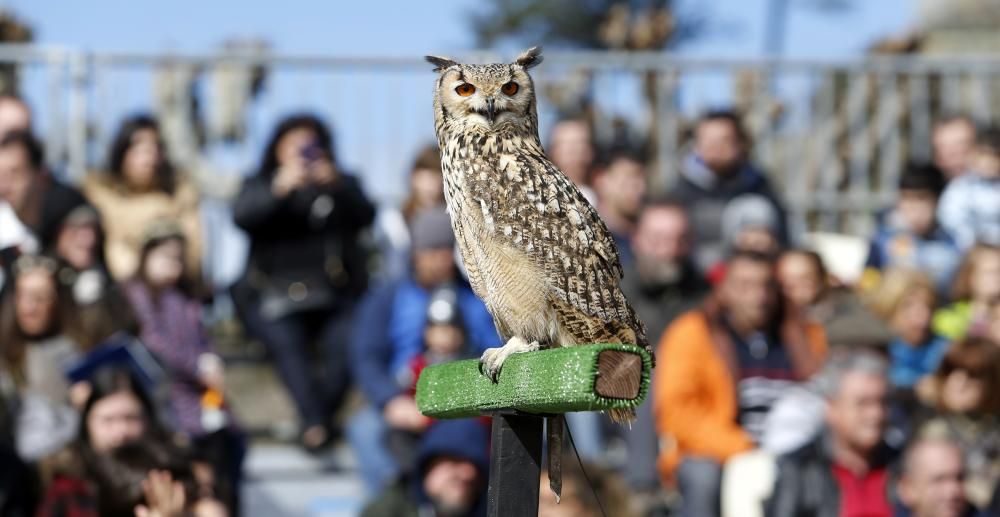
<box><xmin>866</xmin><ymin>268</ymin><xmax>937</xmax><ymax>321</ymax></box>
<box><xmin>950</xmin><ymin>244</ymin><xmax>1000</xmax><ymax>302</ymax></box>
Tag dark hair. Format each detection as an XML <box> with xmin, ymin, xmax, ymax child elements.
<box><xmin>90</xmin><ymin>438</ymin><xmax>196</xmax><ymax>517</ymax></box>
<box><xmin>934</xmin><ymin>113</ymin><xmax>975</xmax><ymax>130</ymax></box>
<box><xmin>0</xmin><ymin>130</ymin><xmax>44</xmax><ymax>170</ymax></box>
<box><xmin>727</xmin><ymin>248</ymin><xmax>777</xmax><ymax>268</ymax></box>
<box><xmin>106</xmin><ymin>114</ymin><xmax>176</xmax><ymax>194</ymax></box>
<box><xmin>0</xmin><ymin>257</ymin><xmax>86</xmax><ymax>380</ymax></box>
<box><xmin>696</xmin><ymin>109</ymin><xmax>748</xmax><ymax>144</ymax></box>
<box><xmin>975</xmin><ymin>126</ymin><xmax>1000</xmax><ymax>154</ymax></box>
<box><xmin>78</xmin><ymin>366</ymin><xmax>164</xmax><ymax>449</ymax></box>
<box><xmin>255</xmin><ymin>113</ymin><xmax>337</xmax><ymax>178</ymax></box>
<box><xmin>931</xmin><ymin>337</ymin><xmax>1000</xmax><ymax>413</ymax></box>
<box><xmin>135</xmin><ymin>231</ymin><xmax>195</xmax><ymax>298</ymax></box>
<box><xmin>779</xmin><ymin>248</ymin><xmax>828</xmax><ymax>281</ymax></box>
<box><xmin>898</xmin><ymin>163</ymin><xmax>946</xmax><ymax>196</ymax></box>
<box><xmin>402</xmin><ymin>144</ymin><xmax>444</xmax><ymax>223</ymax></box>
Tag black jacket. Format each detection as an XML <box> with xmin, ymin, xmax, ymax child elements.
<box><xmin>766</xmin><ymin>430</ymin><xmax>898</xmax><ymax>517</ymax></box>
<box><xmin>233</xmin><ymin>172</ymin><xmax>376</xmax><ymax>300</ymax></box>
<box><xmin>619</xmin><ymin>261</ymin><xmax>709</xmax><ymax>343</ymax></box>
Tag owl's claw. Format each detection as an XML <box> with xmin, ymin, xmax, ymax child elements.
<box><xmin>479</xmin><ymin>336</ymin><xmax>540</xmax><ymax>382</ymax></box>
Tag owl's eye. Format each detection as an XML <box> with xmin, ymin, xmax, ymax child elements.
<box><xmin>455</xmin><ymin>83</ymin><xmax>476</xmax><ymax>97</ymax></box>
<box><xmin>501</xmin><ymin>82</ymin><xmax>520</xmax><ymax>96</ymax></box>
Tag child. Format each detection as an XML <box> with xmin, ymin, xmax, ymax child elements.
<box><xmin>867</xmin><ymin>269</ymin><xmax>950</xmax><ymax>388</ymax></box>
<box><xmin>864</xmin><ymin>163</ymin><xmax>961</xmax><ymax>294</ymax></box>
<box><xmin>938</xmin><ymin>127</ymin><xmax>1000</xmax><ymax>250</ymax></box>
<box><xmin>122</xmin><ymin>219</ymin><xmax>243</xmax><ymax>514</ymax></box>
<box><xmin>934</xmin><ymin>244</ymin><xmax>1000</xmax><ymax>340</ymax></box>
<box><xmin>388</xmin><ymin>285</ymin><xmax>473</xmax><ymax>473</ymax></box>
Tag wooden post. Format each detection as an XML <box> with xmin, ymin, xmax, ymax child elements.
<box><xmin>487</xmin><ymin>411</ymin><xmax>543</xmax><ymax>517</ymax></box>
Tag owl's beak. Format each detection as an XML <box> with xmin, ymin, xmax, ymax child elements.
<box><xmin>485</xmin><ymin>97</ymin><xmax>497</xmax><ymax>123</ymax></box>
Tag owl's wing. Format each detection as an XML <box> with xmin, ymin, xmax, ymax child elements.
<box><xmin>474</xmin><ymin>148</ymin><xmax>647</xmax><ymax>348</ymax></box>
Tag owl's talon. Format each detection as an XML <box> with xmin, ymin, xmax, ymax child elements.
<box><xmin>478</xmin><ymin>337</ymin><xmax>540</xmax><ymax>382</ymax></box>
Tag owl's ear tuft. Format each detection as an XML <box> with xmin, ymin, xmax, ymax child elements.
<box><xmin>514</xmin><ymin>46</ymin><xmax>543</xmax><ymax>70</ymax></box>
<box><xmin>425</xmin><ymin>55</ymin><xmax>459</xmax><ymax>72</ymax></box>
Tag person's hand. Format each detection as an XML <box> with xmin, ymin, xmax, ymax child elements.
<box><xmin>271</xmin><ymin>162</ymin><xmax>309</xmax><ymax>198</ymax></box>
<box><xmin>197</xmin><ymin>354</ymin><xmax>225</xmax><ymax>391</ymax></box>
<box><xmin>69</xmin><ymin>381</ymin><xmax>92</xmax><ymax>409</ymax></box>
<box><xmin>134</xmin><ymin>470</ymin><xmax>186</xmax><ymax>517</ymax></box>
<box><xmin>308</xmin><ymin>158</ymin><xmax>338</xmax><ymax>187</ymax></box>
<box><xmin>383</xmin><ymin>395</ymin><xmax>430</xmax><ymax>432</ymax></box>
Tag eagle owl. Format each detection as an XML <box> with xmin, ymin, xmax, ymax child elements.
<box><xmin>426</xmin><ymin>47</ymin><xmax>651</xmax><ymax>423</ymax></box>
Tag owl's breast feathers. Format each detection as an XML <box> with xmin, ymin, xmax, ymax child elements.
<box><xmin>439</xmin><ymin>129</ymin><xmax>649</xmax><ymax>353</ymax></box>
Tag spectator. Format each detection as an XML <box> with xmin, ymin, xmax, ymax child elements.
<box><xmin>348</xmin><ymin>207</ymin><xmax>499</xmax><ymax>492</ymax></box>
<box><xmin>654</xmin><ymin>250</ymin><xmax>826</xmax><ymax>517</ymax></box>
<box><xmin>915</xmin><ymin>338</ymin><xmax>1000</xmax><ymax>510</ymax></box>
<box><xmin>618</xmin><ymin>198</ymin><xmax>708</xmax><ymax>494</ymax></box>
<box><xmin>122</xmin><ymin>219</ymin><xmax>244</xmax><ymax>513</ymax></box>
<box><xmin>37</xmin><ymin>367</ymin><xmax>224</xmax><ymax>517</ymax></box>
<box><xmin>778</xmin><ymin>249</ymin><xmax>892</xmax><ymax>348</ymax></box>
<box><xmin>538</xmin><ymin>460</ymin><xmax>637</xmax><ymax>517</ymax></box>
<box><xmin>547</xmin><ymin>117</ymin><xmax>598</xmax><ymax>202</ymax></box>
<box><xmin>0</xmin><ymin>95</ymin><xmax>34</xmax><ymax>258</ymax></box>
<box><xmin>592</xmin><ymin>148</ymin><xmax>647</xmax><ymax>263</ymax></box>
<box><xmin>386</xmin><ymin>285</ymin><xmax>476</xmax><ymax>473</ymax></box>
<box><xmin>934</xmin><ymin>244</ymin><xmax>1000</xmax><ymax>341</ymax></box>
<box><xmin>372</xmin><ymin>144</ymin><xmax>445</xmax><ymax>283</ymax></box>
<box><xmin>360</xmin><ymin>418</ymin><xmax>489</xmax><ymax>517</ymax></box>
<box><xmin>932</xmin><ymin>115</ymin><xmax>977</xmax><ymax>181</ymax></box>
<box><xmin>671</xmin><ymin>110</ymin><xmax>788</xmax><ymax>272</ymax></box>
<box><xmin>864</xmin><ymin>164</ymin><xmax>961</xmax><ymax>294</ymax></box>
<box><xmin>937</xmin><ymin>128</ymin><xmax>1000</xmax><ymax>251</ymax></box>
<box><xmin>704</xmin><ymin>193</ymin><xmax>785</xmax><ymax>284</ymax></box>
<box><xmin>232</xmin><ymin>113</ymin><xmax>376</xmax><ymax>451</ymax></box>
<box><xmin>897</xmin><ymin>438</ymin><xmax>978</xmax><ymax>517</ymax></box>
<box><xmin>83</xmin><ymin>114</ymin><xmax>203</xmax><ymax>281</ymax></box>
<box><xmin>0</xmin><ymin>131</ymin><xmax>88</xmax><ymax>258</ymax></box>
<box><xmin>767</xmin><ymin>351</ymin><xmax>896</xmax><ymax>517</ymax></box>
<box><xmin>0</xmin><ymin>255</ymin><xmax>87</xmax><ymax>461</ymax></box>
<box><xmin>867</xmin><ymin>269</ymin><xmax>949</xmax><ymax>389</ymax></box>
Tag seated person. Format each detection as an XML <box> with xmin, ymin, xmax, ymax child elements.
<box><xmin>654</xmin><ymin>250</ymin><xmax>826</xmax><ymax>517</ymax></box>
<box><xmin>360</xmin><ymin>418</ymin><xmax>488</xmax><ymax>517</ymax></box>
<box><xmin>705</xmin><ymin>193</ymin><xmax>784</xmax><ymax>285</ymax></box>
<box><xmin>863</xmin><ymin>163</ymin><xmax>960</xmax><ymax>294</ymax></box>
<box><xmin>777</xmin><ymin>249</ymin><xmax>892</xmax><ymax>348</ymax></box>
<box><xmin>897</xmin><ymin>438</ymin><xmax>982</xmax><ymax>517</ymax></box>
<box><xmin>767</xmin><ymin>351</ymin><xmax>896</xmax><ymax>517</ymax></box>
<box><xmin>934</xmin><ymin>244</ymin><xmax>1000</xmax><ymax>341</ymax></box>
<box><xmin>938</xmin><ymin>127</ymin><xmax>1000</xmax><ymax>251</ymax></box>
<box><xmin>348</xmin><ymin>207</ymin><xmax>499</xmax><ymax>492</ymax></box>
<box><xmin>592</xmin><ymin>147</ymin><xmax>648</xmax><ymax>264</ymax></box>
<box><xmin>916</xmin><ymin>338</ymin><xmax>1000</xmax><ymax>511</ymax></box>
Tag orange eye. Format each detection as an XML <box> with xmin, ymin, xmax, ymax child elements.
<box><xmin>501</xmin><ymin>82</ymin><xmax>519</xmax><ymax>96</ymax></box>
<box><xmin>455</xmin><ymin>83</ymin><xmax>476</xmax><ymax>97</ymax></box>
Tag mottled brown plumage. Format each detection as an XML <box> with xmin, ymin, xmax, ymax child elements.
<box><xmin>427</xmin><ymin>48</ymin><xmax>650</xmax><ymax>424</ymax></box>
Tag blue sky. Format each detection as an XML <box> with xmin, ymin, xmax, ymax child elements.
<box><xmin>6</xmin><ymin>0</ymin><xmax>916</xmax><ymax>201</ymax></box>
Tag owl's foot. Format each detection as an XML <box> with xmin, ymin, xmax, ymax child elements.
<box><xmin>479</xmin><ymin>336</ymin><xmax>540</xmax><ymax>382</ymax></box>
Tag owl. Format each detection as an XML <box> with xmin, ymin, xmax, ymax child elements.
<box><xmin>425</xmin><ymin>47</ymin><xmax>651</xmax><ymax>424</ymax></box>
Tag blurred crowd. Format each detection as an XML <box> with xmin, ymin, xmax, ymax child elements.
<box><xmin>0</xmin><ymin>86</ymin><xmax>999</xmax><ymax>517</ymax></box>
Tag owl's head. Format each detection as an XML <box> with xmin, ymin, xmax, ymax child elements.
<box><xmin>426</xmin><ymin>47</ymin><xmax>542</xmax><ymax>134</ymax></box>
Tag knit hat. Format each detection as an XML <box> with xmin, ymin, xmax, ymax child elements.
<box><xmin>721</xmin><ymin>194</ymin><xmax>781</xmax><ymax>246</ymax></box>
<box><xmin>416</xmin><ymin>419</ymin><xmax>490</xmax><ymax>478</ymax></box>
<box><xmin>139</xmin><ymin>218</ymin><xmax>185</xmax><ymax>250</ymax></box>
<box><xmin>410</xmin><ymin>206</ymin><xmax>455</xmax><ymax>251</ymax></box>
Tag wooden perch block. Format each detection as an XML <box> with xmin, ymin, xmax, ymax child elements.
<box><xmin>415</xmin><ymin>343</ymin><xmax>652</xmax><ymax>419</ymax></box>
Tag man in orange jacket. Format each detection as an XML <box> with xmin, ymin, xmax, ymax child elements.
<box><xmin>653</xmin><ymin>250</ymin><xmax>827</xmax><ymax>517</ymax></box>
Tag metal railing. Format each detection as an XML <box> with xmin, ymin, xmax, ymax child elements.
<box><xmin>9</xmin><ymin>44</ymin><xmax>1000</xmax><ymax>237</ymax></box>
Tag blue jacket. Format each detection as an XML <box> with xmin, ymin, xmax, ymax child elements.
<box><xmin>350</xmin><ymin>277</ymin><xmax>499</xmax><ymax>409</ymax></box>
<box><xmin>888</xmin><ymin>335</ymin><xmax>950</xmax><ymax>388</ymax></box>
<box><xmin>865</xmin><ymin>220</ymin><xmax>961</xmax><ymax>295</ymax></box>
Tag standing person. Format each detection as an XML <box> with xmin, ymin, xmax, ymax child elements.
<box><xmin>937</xmin><ymin>128</ymin><xmax>1000</xmax><ymax>251</ymax></box>
<box><xmin>654</xmin><ymin>250</ymin><xmax>826</xmax><ymax>517</ymax></box>
<box><xmin>83</xmin><ymin>114</ymin><xmax>203</xmax><ymax>282</ymax></box>
<box><xmin>123</xmin><ymin>219</ymin><xmax>244</xmax><ymax>513</ymax></box>
<box><xmin>767</xmin><ymin>351</ymin><xmax>896</xmax><ymax>517</ymax></box>
<box><xmin>232</xmin><ymin>113</ymin><xmax>376</xmax><ymax>451</ymax></box>
<box><xmin>932</xmin><ymin>114</ymin><xmax>977</xmax><ymax>181</ymax></box>
<box><xmin>671</xmin><ymin>110</ymin><xmax>789</xmax><ymax>272</ymax></box>
<box><xmin>618</xmin><ymin>199</ymin><xmax>708</xmax><ymax>497</ymax></box>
